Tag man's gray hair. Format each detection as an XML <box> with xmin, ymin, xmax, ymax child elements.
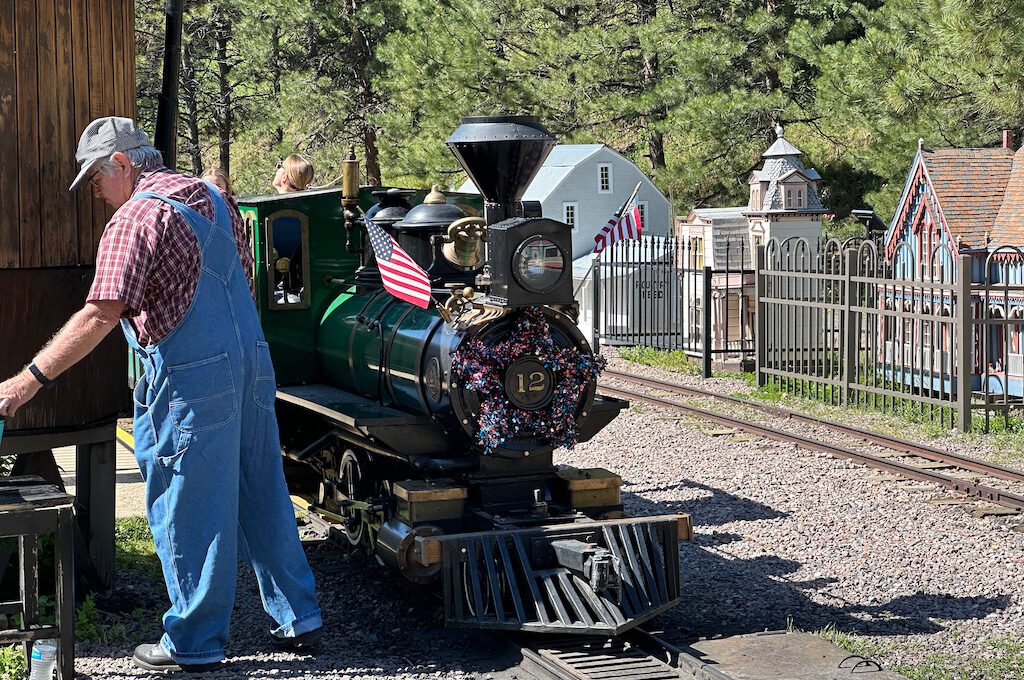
<box><xmin>98</xmin><ymin>145</ymin><xmax>163</xmax><ymax>174</ymax></box>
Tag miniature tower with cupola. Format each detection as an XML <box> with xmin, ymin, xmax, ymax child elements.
<box><xmin>745</xmin><ymin>123</ymin><xmax>826</xmax><ymax>251</ymax></box>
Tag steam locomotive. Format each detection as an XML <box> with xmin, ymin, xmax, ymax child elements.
<box><xmin>236</xmin><ymin>116</ymin><xmax>690</xmax><ymax>635</ymax></box>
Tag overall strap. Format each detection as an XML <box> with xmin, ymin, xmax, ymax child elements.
<box><xmin>201</xmin><ymin>180</ymin><xmax>231</xmax><ymax>232</ymax></box>
<box><xmin>131</xmin><ymin>185</ymin><xmax>241</xmax><ymax>281</ymax></box>
<box><xmin>121</xmin><ymin>317</ymin><xmax>146</xmax><ymax>353</ymax></box>
<box><xmin>133</xmin><ymin>190</ymin><xmax>217</xmax><ymax>252</ymax></box>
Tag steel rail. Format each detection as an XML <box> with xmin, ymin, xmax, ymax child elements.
<box><xmin>603</xmin><ymin>369</ymin><xmax>1024</xmax><ymax>486</ymax></box>
<box><xmin>598</xmin><ymin>383</ymin><xmax>1024</xmax><ymax>513</ymax></box>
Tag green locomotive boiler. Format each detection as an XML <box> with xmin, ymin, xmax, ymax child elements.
<box><xmin>238</xmin><ymin>116</ymin><xmax>690</xmax><ymax>635</ymax></box>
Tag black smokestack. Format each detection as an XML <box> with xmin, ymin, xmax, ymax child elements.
<box><xmin>446</xmin><ymin>116</ymin><xmax>556</xmax><ymax>224</ymax></box>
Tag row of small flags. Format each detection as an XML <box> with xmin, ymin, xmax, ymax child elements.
<box><xmin>365</xmin><ymin>181</ymin><xmax>645</xmax><ymax>308</ymax></box>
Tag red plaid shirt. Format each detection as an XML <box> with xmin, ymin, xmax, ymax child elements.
<box><xmin>88</xmin><ymin>166</ymin><xmax>255</xmax><ymax>345</ymax></box>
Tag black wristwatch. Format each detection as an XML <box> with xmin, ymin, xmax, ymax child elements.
<box><xmin>26</xmin><ymin>362</ymin><xmax>55</xmax><ymax>390</ymax></box>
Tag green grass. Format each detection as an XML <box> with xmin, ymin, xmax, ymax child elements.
<box><xmin>0</xmin><ymin>517</ymin><xmax>162</xmax><ymax>667</ymax></box>
<box><xmin>619</xmin><ymin>346</ymin><xmax>703</xmax><ymax>375</ymax></box>
<box><xmin>810</xmin><ymin>622</ymin><xmax>894</xmax><ymax>659</ymax></box>
<box><xmin>0</xmin><ymin>644</ymin><xmax>24</xmax><ymax>680</ymax></box>
<box><xmin>799</xmin><ymin>622</ymin><xmax>1024</xmax><ymax>680</ymax></box>
<box><xmin>114</xmin><ymin>516</ymin><xmax>160</xmax><ymax>578</ymax></box>
<box><xmin>896</xmin><ymin>636</ymin><xmax>1024</xmax><ymax>680</ymax></box>
<box><xmin>73</xmin><ymin>517</ymin><xmax>163</xmax><ymax>645</ymax></box>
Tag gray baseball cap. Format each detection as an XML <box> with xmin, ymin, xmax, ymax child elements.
<box><xmin>69</xmin><ymin>116</ymin><xmax>150</xmax><ymax>191</ymax></box>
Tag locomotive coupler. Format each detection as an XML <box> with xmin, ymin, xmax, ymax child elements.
<box><xmin>550</xmin><ymin>539</ymin><xmax>621</xmax><ymax>598</ymax></box>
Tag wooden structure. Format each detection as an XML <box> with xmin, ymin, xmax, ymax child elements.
<box><xmin>0</xmin><ymin>476</ymin><xmax>75</xmax><ymax>680</ymax></box>
<box><xmin>0</xmin><ymin>0</ymin><xmax>136</xmax><ymax>588</ymax></box>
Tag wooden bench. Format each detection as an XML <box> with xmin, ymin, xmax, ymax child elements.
<box><xmin>0</xmin><ymin>476</ymin><xmax>74</xmax><ymax>680</ymax></box>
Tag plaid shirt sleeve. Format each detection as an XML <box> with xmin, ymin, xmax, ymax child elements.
<box><xmin>87</xmin><ymin>213</ymin><xmax>156</xmax><ymax>315</ymax></box>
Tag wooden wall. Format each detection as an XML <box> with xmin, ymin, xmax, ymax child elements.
<box><xmin>0</xmin><ymin>0</ymin><xmax>135</xmax><ymax>433</ymax></box>
<box><xmin>0</xmin><ymin>0</ymin><xmax>136</xmax><ymax>269</ymax></box>
<box><xmin>0</xmin><ymin>269</ymin><xmax>128</xmax><ymax>432</ymax></box>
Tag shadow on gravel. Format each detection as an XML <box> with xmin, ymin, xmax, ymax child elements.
<box><xmin>622</xmin><ymin>479</ymin><xmax>789</xmax><ymax>526</ymax></box>
<box><xmin>75</xmin><ymin>540</ymin><xmax>525</xmax><ymax>679</ymax></box>
<box><xmin>654</xmin><ymin>536</ymin><xmax>1010</xmax><ymax>641</ymax></box>
<box><xmin>621</xmin><ymin>482</ymin><xmax>1010</xmax><ymax>642</ymax></box>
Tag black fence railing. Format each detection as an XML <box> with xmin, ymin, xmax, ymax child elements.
<box><xmin>756</xmin><ymin>237</ymin><xmax>1024</xmax><ymax>432</ymax></box>
<box><xmin>577</xmin><ymin>235</ymin><xmax>755</xmax><ymax>376</ymax></box>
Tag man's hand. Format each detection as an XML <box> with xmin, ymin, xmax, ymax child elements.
<box><xmin>0</xmin><ymin>369</ymin><xmax>41</xmax><ymax>417</ymax></box>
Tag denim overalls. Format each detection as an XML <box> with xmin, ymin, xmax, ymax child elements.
<box><xmin>125</xmin><ymin>182</ymin><xmax>322</xmax><ymax>664</ymax></box>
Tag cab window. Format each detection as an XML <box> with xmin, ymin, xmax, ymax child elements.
<box><xmin>266</xmin><ymin>210</ymin><xmax>310</xmax><ymax>309</ymax></box>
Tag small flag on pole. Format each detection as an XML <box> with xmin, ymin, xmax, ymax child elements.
<box><xmin>593</xmin><ymin>182</ymin><xmax>644</xmax><ymax>254</ymax></box>
<box><xmin>365</xmin><ymin>216</ymin><xmax>432</xmax><ymax>308</ymax></box>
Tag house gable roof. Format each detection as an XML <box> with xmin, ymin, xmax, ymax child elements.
<box><xmin>921</xmin><ymin>147</ymin><xmax>1014</xmax><ymax>248</ymax></box>
<box><xmin>776</xmin><ymin>169</ymin><xmax>815</xmax><ymax>183</ymax></box>
<box><xmin>992</xmin><ymin>146</ymin><xmax>1024</xmax><ymax>244</ymax></box>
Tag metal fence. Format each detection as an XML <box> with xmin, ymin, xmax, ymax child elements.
<box><xmin>576</xmin><ymin>234</ymin><xmax>755</xmax><ymax>376</ymax></box>
<box><xmin>756</xmin><ymin>238</ymin><xmax>1024</xmax><ymax>431</ymax></box>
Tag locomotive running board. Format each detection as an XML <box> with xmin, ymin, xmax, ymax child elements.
<box><xmin>276</xmin><ymin>384</ymin><xmax>453</xmax><ymax>456</ymax></box>
<box><xmin>435</xmin><ymin>515</ymin><xmax>687</xmax><ymax>635</ymax></box>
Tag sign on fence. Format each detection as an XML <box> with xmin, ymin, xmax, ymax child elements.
<box><xmin>575</xmin><ymin>234</ymin><xmax>755</xmax><ymax>375</ymax></box>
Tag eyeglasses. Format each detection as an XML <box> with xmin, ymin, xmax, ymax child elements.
<box><xmin>87</xmin><ymin>169</ymin><xmax>103</xmax><ymax>188</ymax></box>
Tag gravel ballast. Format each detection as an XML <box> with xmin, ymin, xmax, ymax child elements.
<box><xmin>574</xmin><ymin>352</ymin><xmax>1024</xmax><ymax>670</ymax></box>
<box><xmin>71</xmin><ymin>351</ymin><xmax>1024</xmax><ymax>677</ymax></box>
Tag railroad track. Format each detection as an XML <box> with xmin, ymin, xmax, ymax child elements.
<box><xmin>600</xmin><ymin>369</ymin><xmax>1024</xmax><ymax>516</ymax></box>
<box><xmin>517</xmin><ymin>629</ymin><xmax>713</xmax><ymax>680</ymax></box>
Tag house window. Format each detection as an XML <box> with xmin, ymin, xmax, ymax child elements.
<box><xmin>750</xmin><ymin>186</ymin><xmax>760</xmax><ymax>209</ymax></box>
<box><xmin>563</xmin><ymin>202</ymin><xmax>578</xmax><ymax>229</ymax></box>
<box><xmin>598</xmin><ymin>164</ymin><xmax>612</xmax><ymax>193</ymax></box>
<box><xmin>690</xmin><ymin>236</ymin><xmax>704</xmax><ymax>269</ymax></box>
<box><xmin>797</xmin><ymin>188</ymin><xmax>804</xmax><ymax>208</ymax></box>
<box><xmin>637</xmin><ymin>201</ymin><xmax>648</xmax><ymax>227</ymax></box>
<box><xmin>785</xmin><ymin>189</ymin><xmax>793</xmax><ymax>209</ymax></box>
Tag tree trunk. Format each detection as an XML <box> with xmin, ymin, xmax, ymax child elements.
<box><xmin>638</xmin><ymin>0</ymin><xmax>666</xmax><ymax>176</ymax></box>
<box><xmin>363</xmin><ymin>122</ymin><xmax>380</xmax><ymax>185</ymax></box>
<box><xmin>270</xmin><ymin>22</ymin><xmax>283</xmax><ymax>148</ymax></box>
<box><xmin>348</xmin><ymin>0</ymin><xmax>381</xmax><ymax>184</ymax></box>
<box><xmin>180</xmin><ymin>39</ymin><xmax>203</xmax><ymax>175</ymax></box>
<box><xmin>214</xmin><ymin>8</ymin><xmax>232</xmax><ymax>173</ymax></box>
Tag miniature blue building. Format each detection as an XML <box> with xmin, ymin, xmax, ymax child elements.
<box><xmin>884</xmin><ymin>132</ymin><xmax>1024</xmax><ymax>396</ymax></box>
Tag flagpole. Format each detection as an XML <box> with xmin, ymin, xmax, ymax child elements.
<box><xmin>615</xmin><ymin>182</ymin><xmax>643</xmax><ymax>218</ymax></box>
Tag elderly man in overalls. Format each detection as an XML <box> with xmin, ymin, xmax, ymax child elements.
<box><xmin>0</xmin><ymin>117</ymin><xmax>322</xmax><ymax>672</ymax></box>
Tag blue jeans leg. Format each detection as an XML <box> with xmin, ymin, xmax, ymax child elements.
<box><xmin>137</xmin><ymin>415</ymin><xmax>242</xmax><ymax>665</ymax></box>
<box><xmin>238</xmin><ymin>403</ymin><xmax>322</xmax><ymax>637</ymax></box>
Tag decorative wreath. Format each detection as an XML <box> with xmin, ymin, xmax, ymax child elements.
<box><xmin>451</xmin><ymin>307</ymin><xmax>606</xmax><ymax>454</ymax></box>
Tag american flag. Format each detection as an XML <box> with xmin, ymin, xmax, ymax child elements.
<box><xmin>593</xmin><ymin>201</ymin><xmax>642</xmax><ymax>255</ymax></box>
<box><xmin>365</xmin><ymin>217</ymin><xmax>432</xmax><ymax>308</ymax></box>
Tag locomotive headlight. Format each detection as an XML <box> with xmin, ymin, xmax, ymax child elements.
<box><xmin>513</xmin><ymin>237</ymin><xmax>565</xmax><ymax>293</ymax></box>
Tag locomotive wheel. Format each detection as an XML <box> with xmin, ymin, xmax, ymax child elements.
<box><xmin>338</xmin><ymin>449</ymin><xmax>368</xmax><ymax>546</ymax></box>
